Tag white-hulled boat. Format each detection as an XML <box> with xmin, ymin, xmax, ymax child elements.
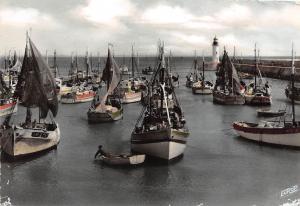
<box><xmin>120</xmin><ymin>45</ymin><xmax>145</xmax><ymax>104</ymax></box>
<box><xmin>60</xmin><ymin>88</ymin><xmax>95</xmax><ymax>104</ymax></box>
<box><xmin>192</xmin><ymin>54</ymin><xmax>214</xmax><ymax>94</ymax></box>
<box><xmin>233</xmin><ymin>45</ymin><xmax>300</xmax><ymax>147</ymax></box>
<box><xmin>213</xmin><ymin>50</ymin><xmax>245</xmax><ymax>105</ymax></box>
<box><xmin>192</xmin><ymin>81</ymin><xmax>214</xmax><ymax>94</ymax></box>
<box><xmin>131</xmin><ymin>43</ymin><xmax>189</xmax><ymax>160</ymax></box>
<box><xmin>1</xmin><ymin>34</ymin><xmax>60</xmax><ymax>158</ymax></box>
<box><xmin>87</xmin><ymin>45</ymin><xmax>123</xmax><ymax>123</ymax></box>
<box><xmin>244</xmin><ymin>44</ymin><xmax>272</xmax><ymax>106</ymax></box>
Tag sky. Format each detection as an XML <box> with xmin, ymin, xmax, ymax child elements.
<box><xmin>1</xmin><ymin>0</ymin><xmax>300</xmax><ymax>56</ymax></box>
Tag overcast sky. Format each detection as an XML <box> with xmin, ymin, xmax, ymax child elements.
<box><xmin>1</xmin><ymin>0</ymin><xmax>300</xmax><ymax>56</ymax></box>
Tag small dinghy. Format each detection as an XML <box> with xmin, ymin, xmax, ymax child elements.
<box><xmin>94</xmin><ymin>145</ymin><xmax>145</xmax><ymax>165</ymax></box>
<box><xmin>257</xmin><ymin>108</ymin><xmax>286</xmax><ymax>117</ymax></box>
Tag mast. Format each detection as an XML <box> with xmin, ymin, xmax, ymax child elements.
<box><xmin>137</xmin><ymin>52</ymin><xmax>139</xmax><ymax>75</ymax></box>
<box><xmin>85</xmin><ymin>50</ymin><xmax>89</xmax><ymax>77</ymax></box>
<box><xmin>233</xmin><ymin>46</ymin><xmax>236</xmax><ymax>62</ymax></box>
<box><xmin>90</xmin><ymin>52</ymin><xmax>93</xmax><ymax>74</ymax></box>
<box><xmin>193</xmin><ymin>50</ymin><xmax>197</xmax><ymax>80</ymax></box>
<box><xmin>26</xmin><ymin>31</ymin><xmax>32</xmax><ymax>124</ymax></box>
<box><xmin>131</xmin><ymin>44</ymin><xmax>134</xmax><ymax>78</ymax></box>
<box><xmin>46</xmin><ymin>50</ymin><xmax>49</xmax><ymax>65</ymax></box>
<box><xmin>254</xmin><ymin>43</ymin><xmax>257</xmax><ymax>91</ymax></box>
<box><xmin>292</xmin><ymin>43</ymin><xmax>296</xmax><ymax>126</ymax></box>
<box><xmin>75</xmin><ymin>52</ymin><xmax>78</xmax><ymax>80</ymax></box>
<box><xmin>202</xmin><ymin>52</ymin><xmax>205</xmax><ymax>82</ymax></box>
<box><xmin>53</xmin><ymin>49</ymin><xmax>57</xmax><ymax>78</ymax></box>
<box><xmin>97</xmin><ymin>52</ymin><xmax>101</xmax><ymax>74</ymax></box>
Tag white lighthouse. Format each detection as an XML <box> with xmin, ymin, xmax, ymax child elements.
<box><xmin>212</xmin><ymin>36</ymin><xmax>219</xmax><ymax>69</ymax></box>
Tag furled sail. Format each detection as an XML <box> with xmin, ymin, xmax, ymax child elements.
<box><xmin>15</xmin><ymin>38</ymin><xmax>58</xmax><ymax>118</ymax></box>
<box><xmin>98</xmin><ymin>47</ymin><xmax>121</xmax><ymax>109</ymax></box>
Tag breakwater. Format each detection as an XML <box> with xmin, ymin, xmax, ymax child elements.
<box><xmin>234</xmin><ymin>59</ymin><xmax>300</xmax><ymax>81</ymax></box>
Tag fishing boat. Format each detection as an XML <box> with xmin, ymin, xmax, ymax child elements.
<box><xmin>131</xmin><ymin>43</ymin><xmax>189</xmax><ymax>160</ymax></box>
<box><xmin>120</xmin><ymin>46</ymin><xmax>142</xmax><ymax>104</ymax></box>
<box><xmin>257</xmin><ymin>108</ymin><xmax>286</xmax><ymax>118</ymax></box>
<box><xmin>1</xmin><ymin>34</ymin><xmax>60</xmax><ymax>158</ymax></box>
<box><xmin>0</xmin><ymin>98</ymin><xmax>17</xmax><ymax>117</ymax></box>
<box><xmin>213</xmin><ymin>50</ymin><xmax>245</xmax><ymax>105</ymax></box>
<box><xmin>233</xmin><ymin>45</ymin><xmax>300</xmax><ymax>147</ymax></box>
<box><xmin>244</xmin><ymin>45</ymin><xmax>271</xmax><ymax>106</ymax></box>
<box><xmin>87</xmin><ymin>45</ymin><xmax>123</xmax><ymax>123</ymax></box>
<box><xmin>142</xmin><ymin>66</ymin><xmax>154</xmax><ymax>75</ymax></box>
<box><xmin>94</xmin><ymin>145</ymin><xmax>145</xmax><ymax>165</ymax></box>
<box><xmin>192</xmin><ymin>54</ymin><xmax>214</xmax><ymax>95</ymax></box>
<box><xmin>61</xmin><ymin>52</ymin><xmax>96</xmax><ymax>104</ymax></box>
<box><xmin>285</xmin><ymin>82</ymin><xmax>300</xmax><ymax>104</ymax></box>
<box><xmin>238</xmin><ymin>72</ymin><xmax>254</xmax><ymax>80</ymax></box>
<box><xmin>120</xmin><ymin>55</ymin><xmax>131</xmax><ymax>75</ymax></box>
<box><xmin>2</xmin><ymin>50</ymin><xmax>21</xmax><ymax>93</ymax></box>
<box><xmin>60</xmin><ymin>87</ymin><xmax>95</xmax><ymax>104</ymax></box>
<box><xmin>0</xmin><ymin>71</ymin><xmax>17</xmax><ymax>117</ymax></box>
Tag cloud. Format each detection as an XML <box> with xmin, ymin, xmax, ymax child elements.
<box><xmin>172</xmin><ymin>33</ymin><xmax>208</xmax><ymax>45</ymax></box>
<box><xmin>78</xmin><ymin>0</ymin><xmax>135</xmax><ymax>27</ymax></box>
<box><xmin>142</xmin><ymin>5</ymin><xmax>193</xmax><ymax>24</ymax></box>
<box><xmin>217</xmin><ymin>4</ymin><xmax>252</xmax><ymax>27</ymax></box>
<box><xmin>0</xmin><ymin>7</ymin><xmax>58</xmax><ymax>29</ymax></box>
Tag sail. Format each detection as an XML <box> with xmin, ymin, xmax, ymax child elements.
<box><xmin>216</xmin><ymin>50</ymin><xmax>241</xmax><ymax>94</ymax></box>
<box><xmin>15</xmin><ymin>38</ymin><xmax>58</xmax><ymax>118</ymax></box>
<box><xmin>101</xmin><ymin>49</ymin><xmax>112</xmax><ymax>84</ymax></box>
<box><xmin>99</xmin><ymin>47</ymin><xmax>121</xmax><ymax>108</ymax></box>
<box><xmin>230</xmin><ymin>61</ymin><xmax>242</xmax><ymax>94</ymax></box>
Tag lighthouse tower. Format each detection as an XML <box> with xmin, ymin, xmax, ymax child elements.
<box><xmin>212</xmin><ymin>36</ymin><xmax>219</xmax><ymax>69</ymax></box>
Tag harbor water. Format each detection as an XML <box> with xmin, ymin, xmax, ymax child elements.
<box><xmin>1</xmin><ymin>57</ymin><xmax>300</xmax><ymax>206</ymax></box>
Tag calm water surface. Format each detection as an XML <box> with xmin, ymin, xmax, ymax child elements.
<box><xmin>1</xmin><ymin>57</ymin><xmax>300</xmax><ymax>206</ymax></box>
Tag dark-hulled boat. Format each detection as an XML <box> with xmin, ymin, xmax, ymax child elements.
<box><xmin>213</xmin><ymin>50</ymin><xmax>245</xmax><ymax>105</ymax></box>
<box><xmin>87</xmin><ymin>45</ymin><xmax>123</xmax><ymax>123</ymax></box>
<box><xmin>131</xmin><ymin>43</ymin><xmax>189</xmax><ymax>160</ymax></box>
<box><xmin>285</xmin><ymin>82</ymin><xmax>300</xmax><ymax>104</ymax></box>
<box><xmin>94</xmin><ymin>146</ymin><xmax>145</xmax><ymax>165</ymax></box>
<box><xmin>1</xmin><ymin>34</ymin><xmax>60</xmax><ymax>158</ymax></box>
<box><xmin>257</xmin><ymin>108</ymin><xmax>286</xmax><ymax>118</ymax></box>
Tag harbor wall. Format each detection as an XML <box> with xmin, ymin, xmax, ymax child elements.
<box><xmin>234</xmin><ymin>59</ymin><xmax>300</xmax><ymax>81</ymax></box>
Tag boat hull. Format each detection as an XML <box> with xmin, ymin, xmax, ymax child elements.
<box><xmin>87</xmin><ymin>108</ymin><xmax>123</xmax><ymax>123</ymax></box>
<box><xmin>61</xmin><ymin>91</ymin><xmax>95</xmax><ymax>104</ymax></box>
<box><xmin>122</xmin><ymin>91</ymin><xmax>141</xmax><ymax>104</ymax></box>
<box><xmin>0</xmin><ymin>101</ymin><xmax>17</xmax><ymax>117</ymax></box>
<box><xmin>285</xmin><ymin>88</ymin><xmax>300</xmax><ymax>104</ymax></box>
<box><xmin>233</xmin><ymin>122</ymin><xmax>300</xmax><ymax>147</ymax></box>
<box><xmin>1</xmin><ymin>124</ymin><xmax>60</xmax><ymax>158</ymax></box>
<box><xmin>213</xmin><ymin>91</ymin><xmax>245</xmax><ymax>105</ymax></box>
<box><xmin>257</xmin><ymin>110</ymin><xmax>285</xmax><ymax>117</ymax></box>
<box><xmin>98</xmin><ymin>154</ymin><xmax>145</xmax><ymax>165</ymax></box>
<box><xmin>131</xmin><ymin>128</ymin><xmax>189</xmax><ymax>160</ymax></box>
<box><xmin>192</xmin><ymin>87</ymin><xmax>213</xmax><ymax>95</ymax></box>
<box><xmin>245</xmin><ymin>94</ymin><xmax>271</xmax><ymax>106</ymax></box>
